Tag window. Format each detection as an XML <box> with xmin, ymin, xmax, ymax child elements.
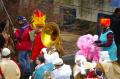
<box><xmin>60</xmin><ymin>6</ymin><xmax>76</xmax><ymax>25</ymax></box>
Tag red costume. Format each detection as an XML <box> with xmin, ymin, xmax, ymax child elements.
<box><xmin>31</xmin><ymin>32</ymin><xmax>45</xmax><ymax>60</ymax></box>
<box><xmin>30</xmin><ymin>9</ymin><xmax>46</xmax><ymax>61</ymax></box>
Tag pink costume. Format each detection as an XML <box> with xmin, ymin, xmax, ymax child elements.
<box><xmin>76</xmin><ymin>34</ymin><xmax>100</xmax><ymax>62</ymax></box>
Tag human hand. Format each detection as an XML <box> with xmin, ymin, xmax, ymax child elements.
<box><xmin>94</xmin><ymin>40</ymin><xmax>101</xmax><ymax>44</ymax></box>
<box><xmin>96</xmin><ymin>43</ymin><xmax>102</xmax><ymax>47</ymax></box>
<box><xmin>0</xmin><ymin>74</ymin><xmax>2</xmax><ymax>79</ymax></box>
<box><xmin>14</xmin><ymin>28</ymin><xmax>17</xmax><ymax>33</ymax></box>
<box><xmin>94</xmin><ymin>41</ymin><xmax>102</xmax><ymax>47</ymax></box>
<box><xmin>89</xmin><ymin>68</ymin><xmax>95</xmax><ymax>72</ymax></box>
<box><xmin>30</xmin><ymin>59</ymin><xmax>33</xmax><ymax>63</ymax></box>
<box><xmin>2</xmin><ymin>32</ymin><xmax>10</xmax><ymax>41</ymax></box>
<box><xmin>41</xmin><ymin>48</ymin><xmax>47</xmax><ymax>54</ymax></box>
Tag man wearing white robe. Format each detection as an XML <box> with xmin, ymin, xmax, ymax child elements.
<box><xmin>51</xmin><ymin>58</ymin><xmax>72</xmax><ymax>79</ymax></box>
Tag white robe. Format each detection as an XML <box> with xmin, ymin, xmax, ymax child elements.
<box><xmin>51</xmin><ymin>64</ymin><xmax>72</xmax><ymax>79</ymax></box>
<box><xmin>99</xmin><ymin>51</ymin><xmax>111</xmax><ymax>63</ymax></box>
<box><xmin>44</xmin><ymin>51</ymin><xmax>60</xmax><ymax>64</ymax></box>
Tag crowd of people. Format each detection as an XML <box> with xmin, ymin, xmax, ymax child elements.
<box><xmin>73</xmin><ymin>8</ymin><xmax>120</xmax><ymax>79</ymax></box>
<box><xmin>0</xmin><ymin>9</ymin><xmax>72</xmax><ymax>79</ymax></box>
<box><xmin>0</xmin><ymin>8</ymin><xmax>120</xmax><ymax>79</ymax></box>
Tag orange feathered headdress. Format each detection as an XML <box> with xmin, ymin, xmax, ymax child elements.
<box><xmin>100</xmin><ymin>18</ymin><xmax>111</xmax><ymax>27</ymax></box>
<box><xmin>32</xmin><ymin>9</ymin><xmax>46</xmax><ymax>29</ymax></box>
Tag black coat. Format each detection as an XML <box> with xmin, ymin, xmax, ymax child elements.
<box><xmin>0</xmin><ymin>34</ymin><xmax>5</xmax><ymax>48</ymax></box>
<box><xmin>0</xmin><ymin>21</ymin><xmax>6</xmax><ymax>48</ymax></box>
<box><xmin>110</xmin><ymin>13</ymin><xmax>120</xmax><ymax>46</ymax></box>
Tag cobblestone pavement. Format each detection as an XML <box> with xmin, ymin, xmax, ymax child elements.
<box><xmin>61</xmin><ymin>31</ymin><xmax>80</xmax><ymax>55</ymax></box>
<box><xmin>61</xmin><ymin>31</ymin><xmax>80</xmax><ymax>79</ymax></box>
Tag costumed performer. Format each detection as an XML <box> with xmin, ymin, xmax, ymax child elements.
<box><xmin>30</xmin><ymin>9</ymin><xmax>46</xmax><ymax>61</ymax></box>
<box><xmin>95</xmin><ymin>18</ymin><xmax>117</xmax><ymax>62</ymax></box>
<box><xmin>95</xmin><ymin>18</ymin><xmax>120</xmax><ymax>79</ymax></box>
<box><xmin>74</xmin><ymin>34</ymin><xmax>105</xmax><ymax>79</ymax></box>
<box><xmin>76</xmin><ymin>34</ymin><xmax>100</xmax><ymax>62</ymax></box>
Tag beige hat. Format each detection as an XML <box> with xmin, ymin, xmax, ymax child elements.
<box><xmin>2</xmin><ymin>48</ymin><xmax>11</xmax><ymax>56</ymax></box>
<box><xmin>53</xmin><ymin>58</ymin><xmax>63</xmax><ymax>65</ymax></box>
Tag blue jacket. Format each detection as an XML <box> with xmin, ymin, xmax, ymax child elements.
<box><xmin>34</xmin><ymin>63</ymin><xmax>54</xmax><ymax>79</ymax></box>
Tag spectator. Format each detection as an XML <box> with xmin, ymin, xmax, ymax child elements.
<box><xmin>0</xmin><ymin>21</ymin><xmax>6</xmax><ymax>49</ymax></box>
<box><xmin>110</xmin><ymin>8</ymin><xmax>120</xmax><ymax>63</ymax></box>
<box><xmin>31</xmin><ymin>56</ymin><xmax>54</xmax><ymax>79</ymax></box>
<box><xmin>0</xmin><ymin>48</ymin><xmax>21</xmax><ymax>79</ymax></box>
<box><xmin>51</xmin><ymin>58</ymin><xmax>72</xmax><ymax>79</ymax></box>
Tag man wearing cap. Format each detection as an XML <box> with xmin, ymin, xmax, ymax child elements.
<box><xmin>51</xmin><ymin>58</ymin><xmax>72</xmax><ymax>79</ymax></box>
<box><xmin>14</xmin><ymin>16</ymin><xmax>32</xmax><ymax>78</ymax></box>
<box><xmin>0</xmin><ymin>48</ymin><xmax>21</xmax><ymax>79</ymax></box>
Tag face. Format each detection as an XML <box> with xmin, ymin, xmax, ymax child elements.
<box><xmin>18</xmin><ymin>20</ymin><xmax>23</xmax><ymax>25</ymax></box>
<box><xmin>76</xmin><ymin>60</ymin><xmax>81</xmax><ymax>66</ymax></box>
<box><xmin>47</xmin><ymin>47</ymin><xmax>53</xmax><ymax>51</ymax></box>
<box><xmin>48</xmin><ymin>46</ymin><xmax>56</xmax><ymax>51</ymax></box>
<box><xmin>55</xmin><ymin>65</ymin><xmax>61</xmax><ymax>69</ymax></box>
<box><xmin>100</xmin><ymin>18</ymin><xmax>110</xmax><ymax>30</ymax></box>
<box><xmin>35</xmin><ymin>58</ymin><xmax>41</xmax><ymax>65</ymax></box>
<box><xmin>117</xmin><ymin>11</ymin><xmax>120</xmax><ymax>15</ymax></box>
<box><xmin>100</xmin><ymin>25</ymin><xmax>107</xmax><ymax>31</ymax></box>
<box><xmin>35</xmin><ymin>26</ymin><xmax>43</xmax><ymax>32</ymax></box>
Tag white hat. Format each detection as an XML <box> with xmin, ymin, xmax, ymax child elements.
<box><xmin>75</xmin><ymin>55</ymin><xmax>87</xmax><ymax>64</ymax></box>
<box><xmin>2</xmin><ymin>48</ymin><xmax>11</xmax><ymax>56</ymax></box>
<box><xmin>53</xmin><ymin>58</ymin><xmax>63</xmax><ymax>65</ymax></box>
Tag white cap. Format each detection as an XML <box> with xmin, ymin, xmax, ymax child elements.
<box><xmin>2</xmin><ymin>48</ymin><xmax>11</xmax><ymax>56</ymax></box>
<box><xmin>53</xmin><ymin>58</ymin><xmax>63</xmax><ymax>65</ymax></box>
<box><xmin>75</xmin><ymin>55</ymin><xmax>87</xmax><ymax>64</ymax></box>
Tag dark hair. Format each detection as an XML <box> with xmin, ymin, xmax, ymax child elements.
<box><xmin>2</xmin><ymin>54</ymin><xmax>11</xmax><ymax>58</ymax></box>
<box><xmin>95</xmin><ymin>68</ymin><xmax>103</xmax><ymax>76</ymax></box>
<box><xmin>114</xmin><ymin>8</ymin><xmax>120</xmax><ymax>14</ymax></box>
<box><xmin>36</xmin><ymin>56</ymin><xmax>45</xmax><ymax>63</ymax></box>
<box><xmin>16</xmin><ymin>16</ymin><xmax>27</xmax><ymax>24</ymax></box>
<box><xmin>0</xmin><ymin>34</ymin><xmax>5</xmax><ymax>49</ymax></box>
<box><xmin>0</xmin><ymin>21</ymin><xmax>6</xmax><ymax>33</ymax></box>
